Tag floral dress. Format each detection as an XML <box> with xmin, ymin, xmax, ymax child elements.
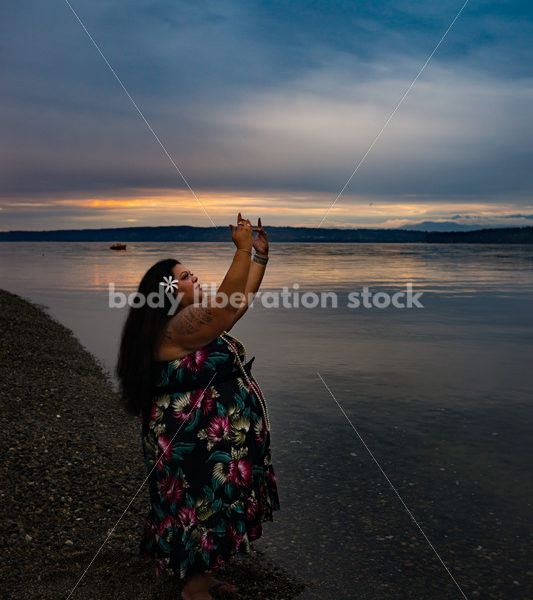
<box><xmin>139</xmin><ymin>331</ymin><xmax>280</xmax><ymax>579</ymax></box>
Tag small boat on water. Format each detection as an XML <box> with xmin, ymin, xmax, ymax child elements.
<box><xmin>110</xmin><ymin>243</ymin><xmax>127</xmax><ymax>250</ymax></box>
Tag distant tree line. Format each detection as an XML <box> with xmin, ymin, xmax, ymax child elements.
<box><xmin>425</xmin><ymin>226</ymin><xmax>533</xmax><ymax>244</ymax></box>
<box><xmin>0</xmin><ymin>225</ymin><xmax>532</xmax><ymax>243</ymax></box>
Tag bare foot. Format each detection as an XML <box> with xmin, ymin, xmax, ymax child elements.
<box><xmin>206</xmin><ymin>574</ymin><xmax>238</xmax><ymax>593</ymax></box>
<box><xmin>181</xmin><ymin>572</ymin><xmax>237</xmax><ymax>600</ymax></box>
<box><xmin>181</xmin><ymin>572</ymin><xmax>214</xmax><ymax>600</ymax></box>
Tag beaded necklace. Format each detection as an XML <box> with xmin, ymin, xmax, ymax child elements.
<box><xmin>219</xmin><ymin>331</ymin><xmax>271</xmax><ymax>432</ymax></box>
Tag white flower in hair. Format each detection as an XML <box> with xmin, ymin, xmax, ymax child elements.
<box><xmin>160</xmin><ymin>275</ymin><xmax>179</xmax><ymax>293</ymax></box>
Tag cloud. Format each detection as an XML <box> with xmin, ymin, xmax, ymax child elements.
<box><xmin>4</xmin><ymin>59</ymin><xmax>531</xmax><ymax>199</ymax></box>
<box><xmin>1</xmin><ymin>0</ymin><xmax>532</xmax><ymax>230</ymax></box>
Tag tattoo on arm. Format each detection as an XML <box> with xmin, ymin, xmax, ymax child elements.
<box><xmin>171</xmin><ymin>305</ymin><xmax>215</xmax><ymax>335</ymax></box>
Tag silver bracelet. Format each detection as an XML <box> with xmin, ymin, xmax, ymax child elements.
<box><xmin>252</xmin><ymin>251</ymin><xmax>269</xmax><ymax>265</ymax></box>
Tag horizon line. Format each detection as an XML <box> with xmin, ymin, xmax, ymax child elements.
<box><xmin>2</xmin><ymin>223</ymin><xmax>533</xmax><ymax>234</ymax></box>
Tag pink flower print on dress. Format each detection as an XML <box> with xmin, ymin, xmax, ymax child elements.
<box><xmin>177</xmin><ymin>505</ymin><xmax>198</xmax><ymax>528</ymax></box>
<box><xmin>159</xmin><ymin>474</ymin><xmax>185</xmax><ymax>504</ymax></box>
<box><xmin>181</xmin><ymin>349</ymin><xmax>209</xmax><ymax>373</ymax></box>
<box><xmin>227</xmin><ymin>457</ymin><xmax>252</xmax><ymax>487</ymax></box>
<box><xmin>200</xmin><ymin>528</ymin><xmax>215</xmax><ymax>552</ymax></box>
<box><xmin>207</xmin><ymin>414</ymin><xmax>231</xmax><ymax>442</ymax></box>
<box><xmin>248</xmin><ymin>378</ymin><xmax>263</xmax><ymax>400</ymax></box>
<box><xmin>211</xmin><ymin>553</ymin><xmax>226</xmax><ymax>571</ymax></box>
<box><xmin>254</xmin><ymin>417</ymin><xmax>267</xmax><ymax>445</ymax></box>
<box><xmin>157</xmin><ymin>514</ymin><xmax>178</xmax><ymax>536</ymax></box>
<box><xmin>191</xmin><ymin>388</ymin><xmax>215</xmax><ymax>416</ymax></box>
<box><xmin>248</xmin><ymin>522</ymin><xmax>262</xmax><ymax>541</ymax></box>
<box><xmin>224</xmin><ymin>523</ymin><xmax>243</xmax><ymax>548</ymax></box>
<box><xmin>155</xmin><ymin>434</ymin><xmax>174</xmax><ymax>471</ymax></box>
<box><xmin>172</xmin><ymin>400</ymin><xmax>195</xmax><ymax>425</ymax></box>
<box><xmin>267</xmin><ymin>470</ymin><xmax>277</xmax><ymax>488</ymax></box>
<box><xmin>144</xmin><ymin>515</ymin><xmax>158</xmax><ymax>542</ymax></box>
<box><xmin>244</xmin><ymin>495</ymin><xmax>258</xmax><ymax>521</ymax></box>
<box><xmin>228</xmin><ymin>339</ymin><xmax>246</xmax><ymax>360</ymax></box>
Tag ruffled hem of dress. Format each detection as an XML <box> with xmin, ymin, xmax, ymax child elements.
<box><xmin>139</xmin><ymin>477</ymin><xmax>280</xmax><ymax>580</ymax></box>
<box><xmin>140</xmin><ymin>524</ymin><xmax>252</xmax><ymax>580</ymax></box>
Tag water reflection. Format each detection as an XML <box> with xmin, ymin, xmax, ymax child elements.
<box><xmin>1</xmin><ymin>242</ymin><xmax>532</xmax><ymax>296</ymax></box>
<box><xmin>1</xmin><ymin>241</ymin><xmax>532</xmax><ymax>599</ymax></box>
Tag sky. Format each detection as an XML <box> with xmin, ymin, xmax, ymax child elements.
<box><xmin>1</xmin><ymin>0</ymin><xmax>532</xmax><ymax>231</ymax></box>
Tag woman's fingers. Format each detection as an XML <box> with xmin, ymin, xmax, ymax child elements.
<box><xmin>236</xmin><ymin>213</ymin><xmax>261</xmax><ymax>230</ymax></box>
<box><xmin>237</xmin><ymin>212</ymin><xmax>253</xmax><ymax>227</ymax></box>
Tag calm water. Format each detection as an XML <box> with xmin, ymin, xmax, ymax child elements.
<box><xmin>1</xmin><ymin>242</ymin><xmax>532</xmax><ymax>599</ymax></box>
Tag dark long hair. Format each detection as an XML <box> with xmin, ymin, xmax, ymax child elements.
<box><xmin>115</xmin><ymin>258</ymin><xmax>181</xmax><ymax>418</ymax></box>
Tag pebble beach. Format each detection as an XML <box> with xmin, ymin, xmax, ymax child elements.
<box><xmin>0</xmin><ymin>288</ymin><xmax>306</xmax><ymax>600</ymax></box>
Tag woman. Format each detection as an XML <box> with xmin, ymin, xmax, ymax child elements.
<box><xmin>116</xmin><ymin>213</ymin><xmax>280</xmax><ymax>600</ymax></box>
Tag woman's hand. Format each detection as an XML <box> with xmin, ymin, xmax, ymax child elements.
<box><xmin>229</xmin><ymin>212</ymin><xmax>253</xmax><ymax>252</ymax></box>
<box><xmin>252</xmin><ymin>217</ymin><xmax>269</xmax><ymax>256</ymax></box>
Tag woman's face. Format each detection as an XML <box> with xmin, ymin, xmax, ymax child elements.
<box><xmin>171</xmin><ymin>263</ymin><xmax>203</xmax><ymax>309</ymax></box>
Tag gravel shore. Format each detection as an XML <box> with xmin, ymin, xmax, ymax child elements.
<box><xmin>0</xmin><ymin>288</ymin><xmax>306</xmax><ymax>600</ymax></box>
